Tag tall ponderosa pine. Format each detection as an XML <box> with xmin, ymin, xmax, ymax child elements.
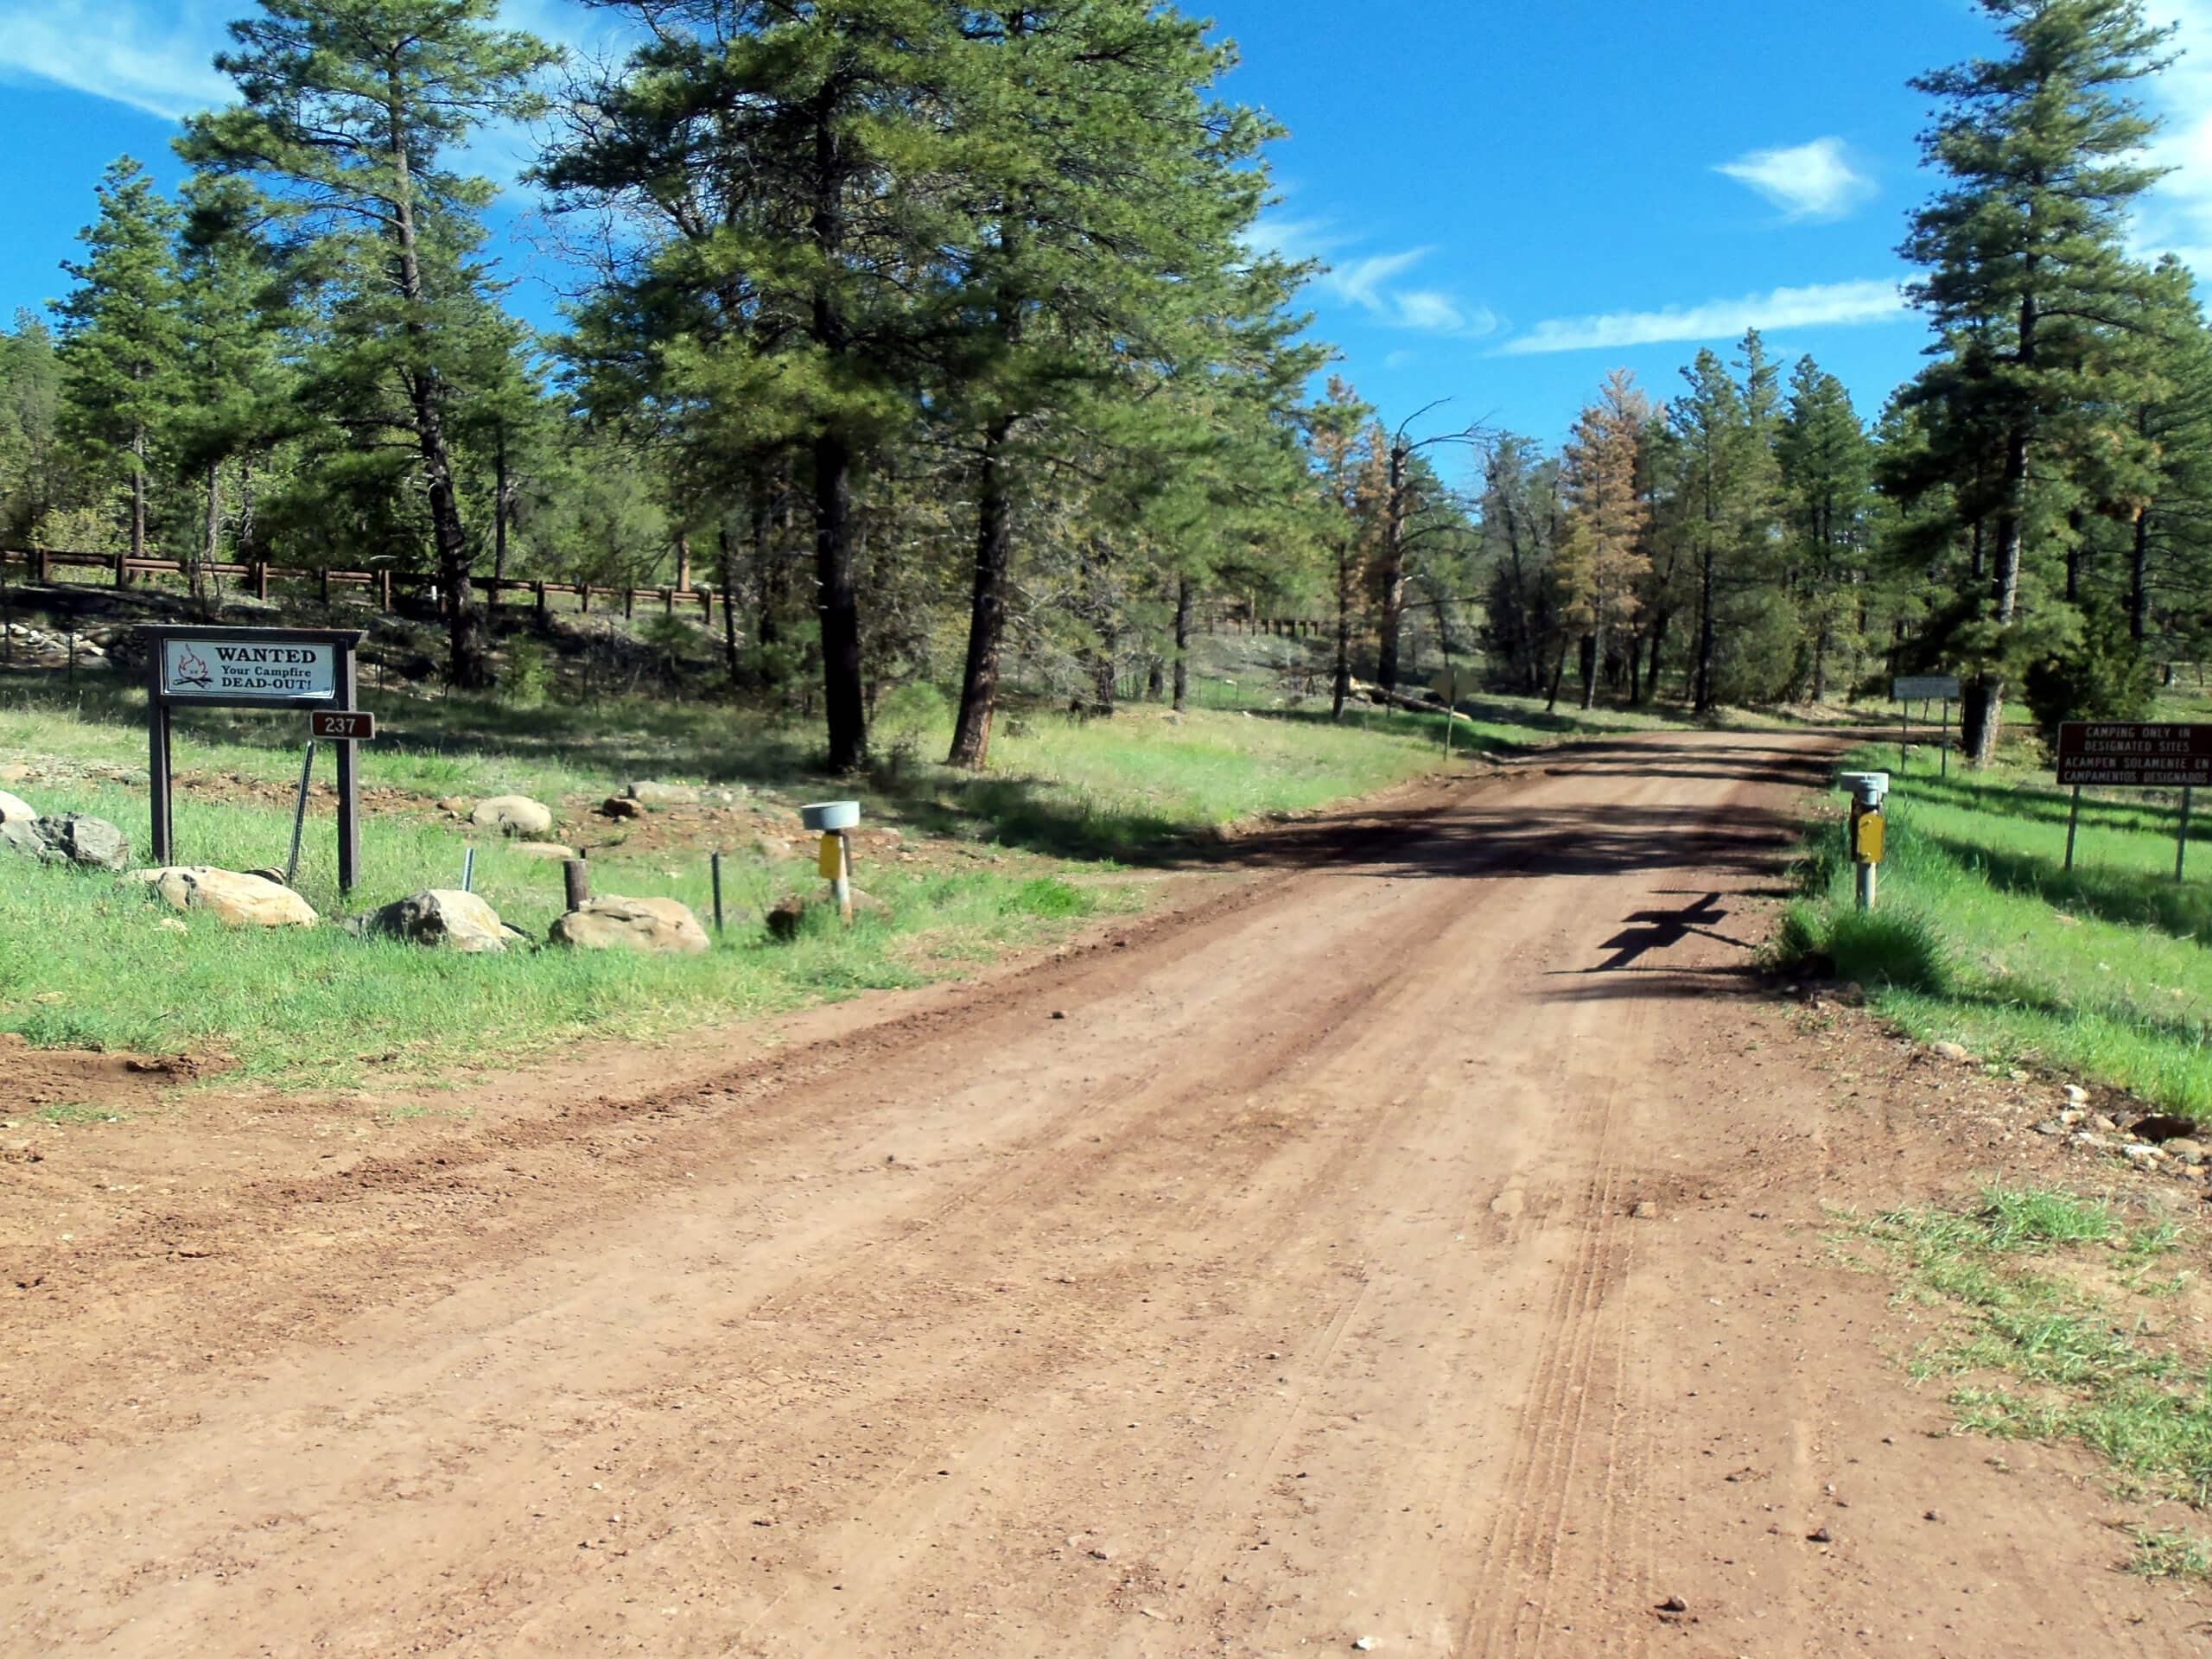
<box><xmin>542</xmin><ymin>0</ymin><xmax>969</xmax><ymax>772</ymax></box>
<box><xmin>1899</xmin><ymin>0</ymin><xmax>2175</xmax><ymax>761</ymax></box>
<box><xmin>181</xmin><ymin>0</ymin><xmax>556</xmax><ymax>688</ymax></box>
<box><xmin>1556</xmin><ymin>370</ymin><xmax>1651</xmax><ymax>709</ymax></box>
<box><xmin>54</xmin><ymin>157</ymin><xmax>181</xmax><ymax>574</ymax></box>
<box><xmin>174</xmin><ymin>175</ymin><xmax>295</xmax><ymax>610</ymax></box>
<box><xmin>943</xmin><ymin>2</ymin><xmax>1305</xmax><ymax>766</ymax></box>
<box><xmin>1777</xmin><ymin>358</ymin><xmax>1875</xmax><ymax>702</ymax></box>
<box><xmin>1672</xmin><ymin>333</ymin><xmax>1782</xmax><ymax>711</ymax></box>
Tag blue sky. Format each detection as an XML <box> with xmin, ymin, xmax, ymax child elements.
<box><xmin>7</xmin><ymin>0</ymin><xmax>2212</xmax><ymax>459</ymax></box>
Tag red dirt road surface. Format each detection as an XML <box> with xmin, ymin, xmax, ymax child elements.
<box><xmin>3</xmin><ymin>729</ymin><xmax>2205</xmax><ymax>1656</ymax></box>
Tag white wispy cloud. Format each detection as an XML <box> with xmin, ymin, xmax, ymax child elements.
<box><xmin>2134</xmin><ymin>0</ymin><xmax>2212</xmax><ymax>274</ymax></box>
<box><xmin>1716</xmin><ymin>137</ymin><xmax>1877</xmax><ymax>222</ymax></box>
<box><xmin>1250</xmin><ymin>216</ymin><xmax>1497</xmax><ymax>339</ymax></box>
<box><xmin>0</xmin><ymin>0</ymin><xmax>232</xmax><ymax>119</ymax></box>
<box><xmin>1497</xmin><ymin>278</ymin><xmax>1907</xmax><ymax>356</ymax></box>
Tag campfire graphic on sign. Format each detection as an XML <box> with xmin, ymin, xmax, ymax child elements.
<box><xmin>172</xmin><ymin>645</ymin><xmax>213</xmax><ymax>689</ymax></box>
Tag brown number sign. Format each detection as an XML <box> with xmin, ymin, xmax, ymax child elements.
<box><xmin>308</xmin><ymin>710</ymin><xmax>377</xmax><ymax>741</ymax></box>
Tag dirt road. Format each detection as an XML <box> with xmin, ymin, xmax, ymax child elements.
<box><xmin>3</xmin><ymin>729</ymin><xmax>2203</xmax><ymax>1656</ymax></box>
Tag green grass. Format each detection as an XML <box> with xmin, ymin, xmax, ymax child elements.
<box><xmin>1777</xmin><ymin>741</ymin><xmax>2212</xmax><ymax>1116</ymax></box>
<box><xmin>2129</xmin><ymin>1527</ymin><xmax>2212</xmax><ymax>1580</ymax></box>
<box><xmin>1859</xmin><ymin>1187</ymin><xmax>2212</xmax><ymax>1510</ymax></box>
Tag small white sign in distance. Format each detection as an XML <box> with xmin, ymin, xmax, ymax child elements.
<box><xmin>162</xmin><ymin>638</ymin><xmax>336</xmax><ymax>701</ymax></box>
<box><xmin>1892</xmin><ymin>675</ymin><xmax>1961</xmax><ymax>702</ymax></box>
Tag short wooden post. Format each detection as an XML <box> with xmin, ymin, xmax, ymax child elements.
<box><xmin>699</xmin><ymin>588</ymin><xmax>711</xmax><ymax>620</ymax></box>
<box><xmin>580</xmin><ymin>582</ymin><xmax>589</xmax><ymax>614</ymax></box>
<box><xmin>319</xmin><ymin>568</ymin><xmax>331</xmax><ymax>605</ymax></box>
<box><xmin>535</xmin><ymin>581</ymin><xmax>549</xmax><ymax>616</ymax></box>
<box><xmin>623</xmin><ymin>588</ymin><xmax>634</xmax><ymax>619</ymax></box>
<box><xmin>256</xmin><ymin>561</ymin><xmax>270</xmax><ymax>601</ymax></box>
<box><xmin>663</xmin><ymin>587</ymin><xmax>674</xmax><ymax>615</ymax></box>
<box><xmin>563</xmin><ymin>857</ymin><xmax>590</xmax><ymax>912</ymax></box>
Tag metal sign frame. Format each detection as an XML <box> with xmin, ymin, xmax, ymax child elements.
<box><xmin>2054</xmin><ymin>721</ymin><xmax>2212</xmax><ymax>881</ymax></box>
<box><xmin>139</xmin><ymin>625</ymin><xmax>366</xmax><ymax>893</ymax></box>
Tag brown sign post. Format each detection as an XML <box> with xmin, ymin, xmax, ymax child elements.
<box><xmin>2054</xmin><ymin>721</ymin><xmax>2212</xmax><ymax>880</ymax></box>
<box><xmin>140</xmin><ymin>625</ymin><xmax>367</xmax><ymax>893</ymax></box>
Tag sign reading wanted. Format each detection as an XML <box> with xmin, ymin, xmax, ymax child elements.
<box><xmin>162</xmin><ymin>637</ymin><xmax>336</xmax><ymax>702</ymax></box>
<box><xmin>2055</xmin><ymin>721</ymin><xmax>2212</xmax><ymax>788</ymax></box>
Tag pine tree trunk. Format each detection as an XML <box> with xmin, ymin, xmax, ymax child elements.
<box><xmin>1694</xmin><ymin>543</ymin><xmax>1718</xmax><ymax>712</ymax></box>
<box><xmin>676</xmin><ymin>532</ymin><xmax>692</xmax><ymax>593</ymax></box>
<box><xmin>126</xmin><ymin>424</ymin><xmax>145</xmax><ymax>588</ymax></box>
<box><xmin>1578</xmin><ymin>632</ymin><xmax>1597</xmax><ymax>710</ymax></box>
<box><xmin>2133</xmin><ymin>508</ymin><xmax>2151</xmax><ymax>643</ymax></box>
<box><xmin>1375</xmin><ymin>442</ymin><xmax>1408</xmax><ymax>690</ymax></box>
<box><xmin>1173</xmin><ymin>573</ymin><xmax>1192</xmax><ymax>713</ymax></box>
<box><xmin>1332</xmin><ymin>542</ymin><xmax>1352</xmax><ymax>719</ymax></box>
<box><xmin>718</xmin><ymin>525</ymin><xmax>741</xmax><ymax>693</ymax></box>
<box><xmin>385</xmin><ymin>108</ymin><xmax>484</xmax><ymax>689</ymax></box>
<box><xmin>1642</xmin><ymin>609</ymin><xmax>1669</xmax><ymax>704</ymax></box>
<box><xmin>949</xmin><ymin>415</ymin><xmax>1015</xmax><ymax>768</ymax></box>
<box><xmin>195</xmin><ymin>456</ymin><xmax>219</xmax><ymax>614</ymax></box>
<box><xmin>812</xmin><ymin>432</ymin><xmax>868</xmax><ymax>772</ymax></box>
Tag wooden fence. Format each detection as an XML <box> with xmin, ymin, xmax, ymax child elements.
<box><xmin>1</xmin><ymin>547</ymin><xmax>722</xmax><ymax>625</ymax></box>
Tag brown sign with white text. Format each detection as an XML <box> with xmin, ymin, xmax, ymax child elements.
<box><xmin>2055</xmin><ymin>722</ymin><xmax>2212</xmax><ymax>788</ymax></box>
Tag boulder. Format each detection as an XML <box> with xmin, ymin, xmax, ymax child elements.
<box><xmin>1929</xmin><ymin>1040</ymin><xmax>1973</xmax><ymax>1063</ymax></box>
<box><xmin>137</xmin><ymin>866</ymin><xmax>317</xmax><ymax>927</ymax></box>
<box><xmin>471</xmin><ymin>795</ymin><xmax>554</xmax><ymax>836</ymax></box>
<box><xmin>511</xmin><ymin>841</ymin><xmax>578</xmax><ymax>861</ymax></box>
<box><xmin>548</xmin><ymin>895</ymin><xmax>710</xmax><ymax>955</ymax></box>
<box><xmin>626</xmin><ymin>780</ymin><xmax>700</xmax><ymax>805</ymax></box>
<box><xmin>0</xmin><ymin>789</ymin><xmax>35</xmax><ymax>823</ymax></box>
<box><xmin>346</xmin><ymin>889</ymin><xmax>513</xmax><ymax>953</ymax></box>
<box><xmin>1</xmin><ymin>813</ymin><xmax>130</xmax><ymax>871</ymax></box>
<box><xmin>753</xmin><ymin>836</ymin><xmax>795</xmax><ymax>861</ymax></box>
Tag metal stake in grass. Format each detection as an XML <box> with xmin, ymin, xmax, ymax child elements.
<box><xmin>2065</xmin><ymin>785</ymin><xmax>2082</xmax><ymax>872</ymax></box>
<box><xmin>711</xmin><ymin>849</ymin><xmax>725</xmax><ymax>934</ymax></box>
<box><xmin>283</xmin><ymin>739</ymin><xmax>316</xmax><ymax>888</ymax></box>
<box><xmin>2179</xmin><ymin>787</ymin><xmax>2193</xmax><ymax>885</ymax></box>
<box><xmin>563</xmin><ymin>856</ymin><xmax>590</xmax><ymax>912</ymax></box>
<box><xmin>461</xmin><ymin>845</ymin><xmax>476</xmax><ymax>893</ymax></box>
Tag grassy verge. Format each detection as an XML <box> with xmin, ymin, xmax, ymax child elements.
<box><xmin>1854</xmin><ymin>1185</ymin><xmax>2212</xmax><ymax>1576</ymax></box>
<box><xmin>1776</xmin><ymin>742</ymin><xmax>2212</xmax><ymax>1116</ymax></box>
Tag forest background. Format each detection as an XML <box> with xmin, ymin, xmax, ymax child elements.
<box><xmin>2</xmin><ymin>0</ymin><xmax>2208</xmax><ymax>772</ymax></box>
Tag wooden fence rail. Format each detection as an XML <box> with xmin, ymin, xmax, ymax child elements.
<box><xmin>0</xmin><ymin>547</ymin><xmax>722</xmax><ymax>625</ymax></box>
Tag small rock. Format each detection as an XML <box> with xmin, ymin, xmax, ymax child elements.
<box><xmin>1354</xmin><ymin>1641</ymin><xmax>1377</xmax><ymax>1653</ymax></box>
<box><xmin>1924</xmin><ymin>1509</ymin><xmax>1942</xmax><ymax>1522</ymax></box>
<box><xmin>2064</xmin><ymin>1084</ymin><xmax>2091</xmax><ymax>1105</ymax></box>
<box><xmin>2059</xmin><ymin>1109</ymin><xmax>2088</xmax><ymax>1127</ymax></box>
<box><xmin>155</xmin><ymin>917</ymin><xmax>187</xmax><ymax>932</ymax></box>
<box><xmin>2168</xmin><ymin>1139</ymin><xmax>2206</xmax><ymax>1166</ymax></box>
<box><xmin>599</xmin><ymin>797</ymin><xmax>645</xmax><ymax>820</ymax></box>
<box><xmin>435</xmin><ymin>797</ymin><xmax>469</xmax><ymax>816</ymax></box>
<box><xmin>2032</xmin><ymin>1119</ymin><xmax>2064</xmax><ymax>1136</ymax></box>
<box><xmin>1930</xmin><ymin>1041</ymin><xmax>1971</xmax><ymax>1062</ymax></box>
<box><xmin>0</xmin><ymin>789</ymin><xmax>34</xmax><ymax>823</ymax></box>
<box><xmin>510</xmin><ymin>842</ymin><xmax>577</xmax><ymax>861</ymax></box>
<box><xmin>136</xmin><ymin>867</ymin><xmax>317</xmax><ymax>927</ymax></box>
<box><xmin>346</xmin><ymin>889</ymin><xmax>514</xmax><ymax>953</ymax></box>
<box><xmin>2072</xmin><ymin>1132</ymin><xmax>2112</xmax><ymax>1151</ymax></box>
<box><xmin>549</xmin><ymin>895</ymin><xmax>710</xmax><ymax>955</ymax></box>
<box><xmin>1807</xmin><ymin>1526</ymin><xmax>1833</xmax><ymax>1543</ymax></box>
<box><xmin>1631</xmin><ymin>1200</ymin><xmax>1659</xmax><ymax>1219</ymax></box>
<box><xmin>2093</xmin><ymin>1113</ymin><xmax>2120</xmax><ymax>1132</ymax></box>
<box><xmin>472</xmin><ymin>795</ymin><xmax>554</xmax><ymax>836</ymax></box>
<box><xmin>1656</xmin><ymin>1595</ymin><xmax>1689</xmax><ymax>1614</ymax></box>
<box><xmin>626</xmin><ymin>779</ymin><xmax>701</xmax><ymax>805</ymax></box>
<box><xmin>753</xmin><ymin>836</ymin><xmax>795</xmax><ymax>861</ymax></box>
<box><xmin>2126</xmin><ymin>1144</ymin><xmax>2164</xmax><ymax>1163</ymax></box>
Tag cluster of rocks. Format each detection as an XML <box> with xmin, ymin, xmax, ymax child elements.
<box><xmin>0</xmin><ymin>785</ymin><xmax>132</xmax><ymax>873</ymax></box>
<box><xmin>0</xmin><ymin>623</ymin><xmax>109</xmax><ymax>668</ymax></box>
<box><xmin>2032</xmin><ymin>1084</ymin><xmax>2207</xmax><ymax>1166</ymax></box>
<box><xmin>1</xmin><ymin>757</ymin><xmax>151</xmax><ymax>790</ymax></box>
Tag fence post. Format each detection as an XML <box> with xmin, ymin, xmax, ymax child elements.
<box><xmin>535</xmin><ymin>581</ymin><xmax>548</xmax><ymax>616</ymax></box>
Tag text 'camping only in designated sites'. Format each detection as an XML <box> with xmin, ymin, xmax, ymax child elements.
<box><xmin>2055</xmin><ymin>722</ymin><xmax>2212</xmax><ymax>788</ymax></box>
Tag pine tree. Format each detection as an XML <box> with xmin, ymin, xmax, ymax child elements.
<box><xmin>1898</xmin><ymin>0</ymin><xmax>2176</xmax><ymax>761</ymax></box>
<box><xmin>1556</xmin><ymin>370</ymin><xmax>1652</xmax><ymax>709</ymax></box>
<box><xmin>1670</xmin><ymin>334</ymin><xmax>1783</xmax><ymax>711</ymax></box>
<box><xmin>941</xmin><ymin>2</ymin><xmax>1306</xmax><ymax>765</ymax></box>
<box><xmin>181</xmin><ymin>0</ymin><xmax>556</xmax><ymax>688</ymax></box>
<box><xmin>174</xmin><ymin>175</ymin><xmax>295</xmax><ymax>611</ymax></box>
<box><xmin>54</xmin><ymin>156</ymin><xmax>181</xmax><ymax>574</ymax></box>
<box><xmin>541</xmin><ymin>0</ymin><xmax>969</xmax><ymax>772</ymax></box>
<box><xmin>1777</xmin><ymin>357</ymin><xmax>1875</xmax><ymax>702</ymax></box>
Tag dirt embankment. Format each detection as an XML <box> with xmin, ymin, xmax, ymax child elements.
<box><xmin>3</xmin><ymin>729</ymin><xmax>2204</xmax><ymax>1656</ymax></box>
